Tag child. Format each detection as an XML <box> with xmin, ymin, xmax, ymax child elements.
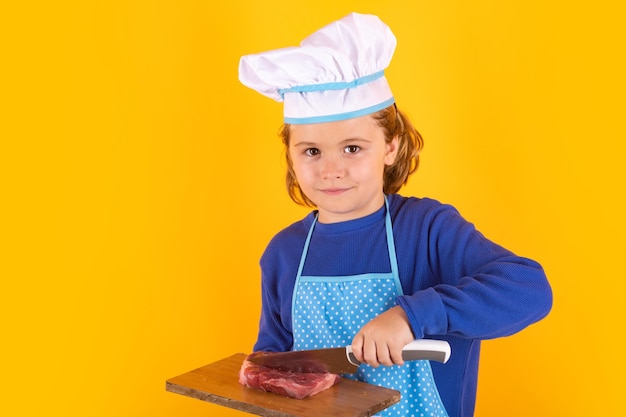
<box><xmin>238</xmin><ymin>12</ymin><xmax>552</xmax><ymax>417</ymax></box>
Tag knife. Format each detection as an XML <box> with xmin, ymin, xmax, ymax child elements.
<box><xmin>248</xmin><ymin>339</ymin><xmax>451</xmax><ymax>374</ymax></box>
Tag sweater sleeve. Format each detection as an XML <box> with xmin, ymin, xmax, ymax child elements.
<box><xmin>396</xmin><ymin>202</ymin><xmax>553</xmax><ymax>340</ymax></box>
<box><xmin>252</xmin><ymin>222</ymin><xmax>307</xmax><ymax>353</ymax></box>
<box><xmin>253</xmin><ymin>269</ymin><xmax>293</xmax><ymax>352</ymax></box>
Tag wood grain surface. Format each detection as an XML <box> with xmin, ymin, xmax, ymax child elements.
<box><xmin>166</xmin><ymin>353</ymin><xmax>400</xmax><ymax>417</ymax></box>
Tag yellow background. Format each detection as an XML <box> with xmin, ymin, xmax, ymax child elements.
<box><xmin>2</xmin><ymin>1</ymin><xmax>624</xmax><ymax>416</ymax></box>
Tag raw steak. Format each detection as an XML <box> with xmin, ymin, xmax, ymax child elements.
<box><xmin>238</xmin><ymin>351</ymin><xmax>341</xmax><ymax>399</ymax></box>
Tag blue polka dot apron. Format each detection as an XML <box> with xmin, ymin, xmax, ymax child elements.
<box><xmin>292</xmin><ymin>198</ymin><xmax>449</xmax><ymax>417</ymax></box>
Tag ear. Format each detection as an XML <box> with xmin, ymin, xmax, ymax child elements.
<box><xmin>384</xmin><ymin>135</ymin><xmax>400</xmax><ymax>166</ymax></box>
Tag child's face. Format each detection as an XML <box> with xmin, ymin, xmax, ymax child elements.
<box><xmin>288</xmin><ymin>114</ymin><xmax>398</xmax><ymax>223</ymax></box>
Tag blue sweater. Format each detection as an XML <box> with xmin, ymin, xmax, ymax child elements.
<box><xmin>254</xmin><ymin>194</ymin><xmax>552</xmax><ymax>417</ymax></box>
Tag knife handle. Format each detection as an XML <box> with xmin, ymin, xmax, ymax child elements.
<box><xmin>346</xmin><ymin>339</ymin><xmax>451</xmax><ymax>365</ymax></box>
<box><xmin>401</xmin><ymin>339</ymin><xmax>451</xmax><ymax>364</ymax></box>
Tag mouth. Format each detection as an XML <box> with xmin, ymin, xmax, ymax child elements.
<box><xmin>319</xmin><ymin>188</ymin><xmax>350</xmax><ymax>196</ymax></box>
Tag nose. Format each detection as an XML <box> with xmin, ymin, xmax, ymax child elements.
<box><xmin>321</xmin><ymin>155</ymin><xmax>345</xmax><ymax>180</ymax></box>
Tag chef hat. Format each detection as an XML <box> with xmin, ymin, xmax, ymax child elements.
<box><xmin>238</xmin><ymin>12</ymin><xmax>397</xmax><ymax>124</ymax></box>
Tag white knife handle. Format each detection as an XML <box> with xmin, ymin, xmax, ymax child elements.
<box><xmin>346</xmin><ymin>339</ymin><xmax>451</xmax><ymax>365</ymax></box>
<box><xmin>402</xmin><ymin>339</ymin><xmax>451</xmax><ymax>364</ymax></box>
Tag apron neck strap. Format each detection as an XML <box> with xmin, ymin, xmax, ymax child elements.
<box><xmin>384</xmin><ymin>196</ymin><xmax>401</xmax><ymax>287</ymax></box>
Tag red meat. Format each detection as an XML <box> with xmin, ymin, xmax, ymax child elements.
<box><xmin>238</xmin><ymin>352</ymin><xmax>341</xmax><ymax>399</ymax></box>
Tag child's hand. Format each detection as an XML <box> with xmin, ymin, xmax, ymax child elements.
<box><xmin>351</xmin><ymin>306</ymin><xmax>415</xmax><ymax>367</ymax></box>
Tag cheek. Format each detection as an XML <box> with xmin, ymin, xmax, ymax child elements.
<box><xmin>290</xmin><ymin>159</ymin><xmax>313</xmax><ymax>182</ymax></box>
<box><xmin>349</xmin><ymin>163</ymin><xmax>382</xmax><ymax>185</ymax></box>
<box><xmin>358</xmin><ymin>155</ymin><xmax>386</xmax><ymax>175</ymax></box>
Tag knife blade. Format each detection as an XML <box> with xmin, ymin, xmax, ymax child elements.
<box><xmin>248</xmin><ymin>339</ymin><xmax>451</xmax><ymax>374</ymax></box>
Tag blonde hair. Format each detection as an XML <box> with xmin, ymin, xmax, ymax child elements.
<box><xmin>279</xmin><ymin>104</ymin><xmax>423</xmax><ymax>207</ymax></box>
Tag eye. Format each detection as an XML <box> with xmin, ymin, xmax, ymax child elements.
<box><xmin>304</xmin><ymin>148</ymin><xmax>320</xmax><ymax>156</ymax></box>
<box><xmin>344</xmin><ymin>145</ymin><xmax>360</xmax><ymax>154</ymax></box>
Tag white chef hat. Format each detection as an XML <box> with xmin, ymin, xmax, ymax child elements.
<box><xmin>238</xmin><ymin>12</ymin><xmax>397</xmax><ymax>124</ymax></box>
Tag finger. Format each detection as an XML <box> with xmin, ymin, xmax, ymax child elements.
<box><xmin>362</xmin><ymin>339</ymin><xmax>380</xmax><ymax>368</ymax></box>
<box><xmin>376</xmin><ymin>343</ymin><xmax>394</xmax><ymax>367</ymax></box>
<box><xmin>389</xmin><ymin>343</ymin><xmax>405</xmax><ymax>366</ymax></box>
<box><xmin>351</xmin><ymin>334</ymin><xmax>365</xmax><ymax>363</ymax></box>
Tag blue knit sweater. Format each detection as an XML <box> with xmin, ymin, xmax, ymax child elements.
<box><xmin>254</xmin><ymin>194</ymin><xmax>552</xmax><ymax>417</ymax></box>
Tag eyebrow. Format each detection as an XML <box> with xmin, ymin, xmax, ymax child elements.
<box><xmin>291</xmin><ymin>137</ymin><xmax>371</xmax><ymax>147</ymax></box>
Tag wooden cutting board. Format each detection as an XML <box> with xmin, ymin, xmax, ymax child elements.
<box><xmin>166</xmin><ymin>353</ymin><xmax>400</xmax><ymax>417</ymax></box>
